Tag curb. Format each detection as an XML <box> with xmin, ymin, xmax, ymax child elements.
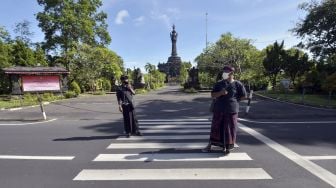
<box><xmin>255</xmin><ymin>92</ymin><xmax>336</xmax><ymax>111</ymax></box>
<box><xmin>0</xmin><ymin>118</ymin><xmax>57</xmax><ymax>126</ymax></box>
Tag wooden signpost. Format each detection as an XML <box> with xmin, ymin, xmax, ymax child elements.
<box><xmin>3</xmin><ymin>66</ymin><xmax>69</xmax><ymax>120</ymax></box>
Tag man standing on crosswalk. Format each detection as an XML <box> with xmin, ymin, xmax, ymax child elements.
<box><xmin>116</xmin><ymin>75</ymin><xmax>142</xmax><ymax>138</ymax></box>
<box><xmin>203</xmin><ymin>65</ymin><xmax>247</xmax><ymax>154</ymax></box>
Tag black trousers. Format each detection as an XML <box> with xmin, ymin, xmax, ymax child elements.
<box><xmin>121</xmin><ymin>104</ymin><xmax>139</xmax><ymax>134</ymax></box>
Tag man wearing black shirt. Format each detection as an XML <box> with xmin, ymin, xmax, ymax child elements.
<box><xmin>203</xmin><ymin>65</ymin><xmax>247</xmax><ymax>154</ymax></box>
<box><xmin>116</xmin><ymin>75</ymin><xmax>142</xmax><ymax>138</ymax></box>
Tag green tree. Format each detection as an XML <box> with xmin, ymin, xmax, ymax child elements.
<box><xmin>151</xmin><ymin>69</ymin><xmax>166</xmax><ymax>88</ymax></box>
<box><xmin>263</xmin><ymin>41</ymin><xmax>286</xmax><ymax>89</ymax></box>
<box><xmin>0</xmin><ymin>26</ymin><xmax>12</xmax><ymax>94</ymax></box>
<box><xmin>179</xmin><ymin>61</ymin><xmax>192</xmax><ymax>84</ymax></box>
<box><xmin>196</xmin><ymin>33</ymin><xmax>263</xmax><ymax>88</ymax></box>
<box><xmin>69</xmin><ymin>43</ymin><xmax>104</xmax><ymax>91</ymax></box>
<box><xmin>14</xmin><ymin>20</ymin><xmax>34</xmax><ymax>45</ymax></box>
<box><xmin>99</xmin><ymin>48</ymin><xmax>124</xmax><ymax>85</ymax></box>
<box><xmin>0</xmin><ymin>27</ymin><xmax>12</xmax><ymax>67</ymax></box>
<box><xmin>324</xmin><ymin>54</ymin><xmax>336</xmax><ymax>75</ymax></box>
<box><xmin>11</xmin><ymin>40</ymin><xmax>35</xmax><ymax>67</ymax></box>
<box><xmin>0</xmin><ymin>30</ymin><xmax>12</xmax><ymax>93</ymax></box>
<box><xmin>34</xmin><ymin>44</ymin><xmax>48</xmax><ymax>66</ymax></box>
<box><xmin>293</xmin><ymin>0</ymin><xmax>336</xmax><ymax>59</ymax></box>
<box><xmin>283</xmin><ymin>48</ymin><xmax>311</xmax><ymax>86</ymax></box>
<box><xmin>195</xmin><ymin>44</ymin><xmax>219</xmax><ymax>78</ymax></box>
<box><xmin>0</xmin><ymin>26</ymin><xmax>11</xmax><ymax>43</ymax></box>
<box><xmin>36</xmin><ymin>0</ymin><xmax>111</xmax><ymax>68</ymax></box>
<box><xmin>322</xmin><ymin>72</ymin><xmax>336</xmax><ymax>98</ymax></box>
<box><xmin>70</xmin><ymin>44</ymin><xmax>123</xmax><ymax>91</ymax></box>
<box><xmin>145</xmin><ymin>63</ymin><xmax>156</xmax><ymax>89</ymax></box>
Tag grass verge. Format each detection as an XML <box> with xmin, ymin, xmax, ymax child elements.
<box><xmin>257</xmin><ymin>91</ymin><xmax>336</xmax><ymax>109</ymax></box>
<box><xmin>0</xmin><ymin>94</ymin><xmax>65</xmax><ymax>109</ymax></box>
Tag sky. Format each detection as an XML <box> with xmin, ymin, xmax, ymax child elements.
<box><xmin>0</xmin><ymin>0</ymin><xmax>309</xmax><ymax>71</ymax></box>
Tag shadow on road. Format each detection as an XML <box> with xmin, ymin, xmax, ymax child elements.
<box><xmin>52</xmin><ymin>87</ymin><xmax>336</xmax><ymax>147</ymax></box>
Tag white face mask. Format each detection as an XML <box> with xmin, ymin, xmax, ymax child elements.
<box><xmin>222</xmin><ymin>72</ymin><xmax>230</xmax><ymax>80</ymax></box>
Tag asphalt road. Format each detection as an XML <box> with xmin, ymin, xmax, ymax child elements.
<box><xmin>0</xmin><ymin>86</ymin><xmax>335</xmax><ymax>188</ymax></box>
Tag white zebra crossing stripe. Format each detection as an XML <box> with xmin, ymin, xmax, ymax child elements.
<box><xmin>140</xmin><ymin>129</ymin><xmax>209</xmax><ymax>133</ymax></box>
<box><xmin>116</xmin><ymin>135</ymin><xmax>209</xmax><ymax>140</ymax></box>
<box><xmin>140</xmin><ymin>125</ymin><xmax>210</xmax><ymax>129</ymax></box>
<box><xmin>94</xmin><ymin>153</ymin><xmax>252</xmax><ymax>162</ymax></box>
<box><xmin>73</xmin><ymin>168</ymin><xmax>272</xmax><ymax>180</ymax></box>
<box><xmin>0</xmin><ymin>155</ymin><xmax>75</xmax><ymax>160</ymax></box>
<box><xmin>139</xmin><ymin>119</ymin><xmax>210</xmax><ymax>122</ymax></box>
<box><xmin>114</xmin><ymin>137</ymin><xmax>240</xmax><ymax>147</ymax></box>
<box><xmin>303</xmin><ymin>156</ymin><xmax>336</xmax><ymax>160</ymax></box>
<box><xmin>108</xmin><ymin>142</ymin><xmax>207</xmax><ymax>149</ymax></box>
<box><xmin>139</xmin><ymin>122</ymin><xmax>211</xmax><ymax>125</ymax></box>
<box><xmin>73</xmin><ymin>118</ymin><xmax>266</xmax><ymax>182</ymax></box>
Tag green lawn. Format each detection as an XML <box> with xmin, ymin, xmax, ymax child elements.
<box><xmin>0</xmin><ymin>95</ymin><xmax>65</xmax><ymax>109</ymax></box>
<box><xmin>258</xmin><ymin>91</ymin><xmax>336</xmax><ymax>108</ymax></box>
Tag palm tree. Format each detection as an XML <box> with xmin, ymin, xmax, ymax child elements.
<box><xmin>145</xmin><ymin>63</ymin><xmax>155</xmax><ymax>89</ymax></box>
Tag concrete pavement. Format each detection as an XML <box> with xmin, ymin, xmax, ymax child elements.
<box><xmin>0</xmin><ymin>86</ymin><xmax>335</xmax><ymax>188</ymax></box>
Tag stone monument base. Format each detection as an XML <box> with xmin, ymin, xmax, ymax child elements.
<box><xmin>167</xmin><ymin>56</ymin><xmax>182</xmax><ymax>64</ymax></box>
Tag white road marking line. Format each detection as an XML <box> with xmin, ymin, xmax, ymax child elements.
<box><xmin>139</xmin><ymin>119</ymin><xmax>210</xmax><ymax>122</ymax></box>
<box><xmin>116</xmin><ymin>136</ymin><xmax>238</xmax><ymax>147</ymax></box>
<box><xmin>140</xmin><ymin>125</ymin><xmax>210</xmax><ymax>129</ymax></box>
<box><xmin>239</xmin><ymin>118</ymin><xmax>336</xmax><ymax>124</ymax></box>
<box><xmin>107</xmin><ymin>142</ymin><xmax>208</xmax><ymax>149</ymax></box>
<box><xmin>238</xmin><ymin>123</ymin><xmax>336</xmax><ymax>187</ymax></box>
<box><xmin>140</xmin><ymin>122</ymin><xmax>211</xmax><ymax>125</ymax></box>
<box><xmin>94</xmin><ymin>153</ymin><xmax>252</xmax><ymax>162</ymax></box>
<box><xmin>0</xmin><ymin>118</ymin><xmax>57</xmax><ymax>126</ymax></box>
<box><xmin>73</xmin><ymin>168</ymin><xmax>272</xmax><ymax>180</ymax></box>
<box><xmin>116</xmin><ymin>135</ymin><xmax>209</xmax><ymax>140</ymax></box>
<box><xmin>8</xmin><ymin>107</ymin><xmax>23</xmax><ymax>111</ymax></box>
<box><xmin>0</xmin><ymin>155</ymin><xmax>75</xmax><ymax>160</ymax></box>
<box><xmin>140</xmin><ymin>118</ymin><xmax>336</xmax><ymax>124</ymax></box>
<box><xmin>303</xmin><ymin>156</ymin><xmax>336</xmax><ymax>160</ymax></box>
<box><xmin>140</xmin><ymin>129</ymin><xmax>209</xmax><ymax>134</ymax></box>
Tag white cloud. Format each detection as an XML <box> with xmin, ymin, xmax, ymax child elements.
<box><xmin>134</xmin><ymin>16</ymin><xmax>145</xmax><ymax>26</ymax></box>
<box><xmin>150</xmin><ymin>1</ymin><xmax>180</xmax><ymax>29</ymax></box>
<box><xmin>150</xmin><ymin>11</ymin><xmax>172</xmax><ymax>29</ymax></box>
<box><xmin>115</xmin><ymin>10</ymin><xmax>129</xmax><ymax>25</ymax></box>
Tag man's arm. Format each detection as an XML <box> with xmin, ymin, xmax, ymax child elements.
<box><xmin>236</xmin><ymin>81</ymin><xmax>248</xmax><ymax>101</ymax></box>
<box><xmin>211</xmin><ymin>89</ymin><xmax>227</xmax><ymax>98</ymax></box>
<box><xmin>116</xmin><ymin>89</ymin><xmax>123</xmax><ymax>112</ymax></box>
<box><xmin>127</xmin><ymin>84</ymin><xmax>136</xmax><ymax>95</ymax></box>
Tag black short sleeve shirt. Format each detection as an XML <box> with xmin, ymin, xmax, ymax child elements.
<box><xmin>212</xmin><ymin>80</ymin><xmax>247</xmax><ymax>113</ymax></box>
<box><xmin>116</xmin><ymin>85</ymin><xmax>133</xmax><ymax>105</ymax></box>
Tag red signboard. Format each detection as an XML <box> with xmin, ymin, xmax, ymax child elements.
<box><xmin>22</xmin><ymin>75</ymin><xmax>61</xmax><ymax>92</ymax></box>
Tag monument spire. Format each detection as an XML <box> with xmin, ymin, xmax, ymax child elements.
<box><xmin>170</xmin><ymin>24</ymin><xmax>178</xmax><ymax>56</ymax></box>
<box><xmin>158</xmin><ymin>24</ymin><xmax>182</xmax><ymax>80</ymax></box>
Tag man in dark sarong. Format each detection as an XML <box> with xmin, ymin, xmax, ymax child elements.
<box><xmin>203</xmin><ymin>65</ymin><xmax>247</xmax><ymax>154</ymax></box>
<box><xmin>116</xmin><ymin>75</ymin><xmax>142</xmax><ymax>138</ymax></box>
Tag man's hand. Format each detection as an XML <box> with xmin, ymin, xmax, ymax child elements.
<box><xmin>118</xmin><ymin>105</ymin><xmax>123</xmax><ymax>112</ymax></box>
<box><xmin>127</xmin><ymin>84</ymin><xmax>136</xmax><ymax>95</ymax></box>
<box><xmin>211</xmin><ymin>89</ymin><xmax>228</xmax><ymax>98</ymax></box>
<box><xmin>221</xmin><ymin>89</ymin><xmax>228</xmax><ymax>96</ymax></box>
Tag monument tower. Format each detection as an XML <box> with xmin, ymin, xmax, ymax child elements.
<box><xmin>158</xmin><ymin>25</ymin><xmax>182</xmax><ymax>80</ymax></box>
<box><xmin>167</xmin><ymin>25</ymin><xmax>182</xmax><ymax>76</ymax></box>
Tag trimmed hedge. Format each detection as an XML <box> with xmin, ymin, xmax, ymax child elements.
<box><xmin>70</xmin><ymin>81</ymin><xmax>81</xmax><ymax>95</ymax></box>
<box><xmin>64</xmin><ymin>91</ymin><xmax>77</xmax><ymax>98</ymax></box>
